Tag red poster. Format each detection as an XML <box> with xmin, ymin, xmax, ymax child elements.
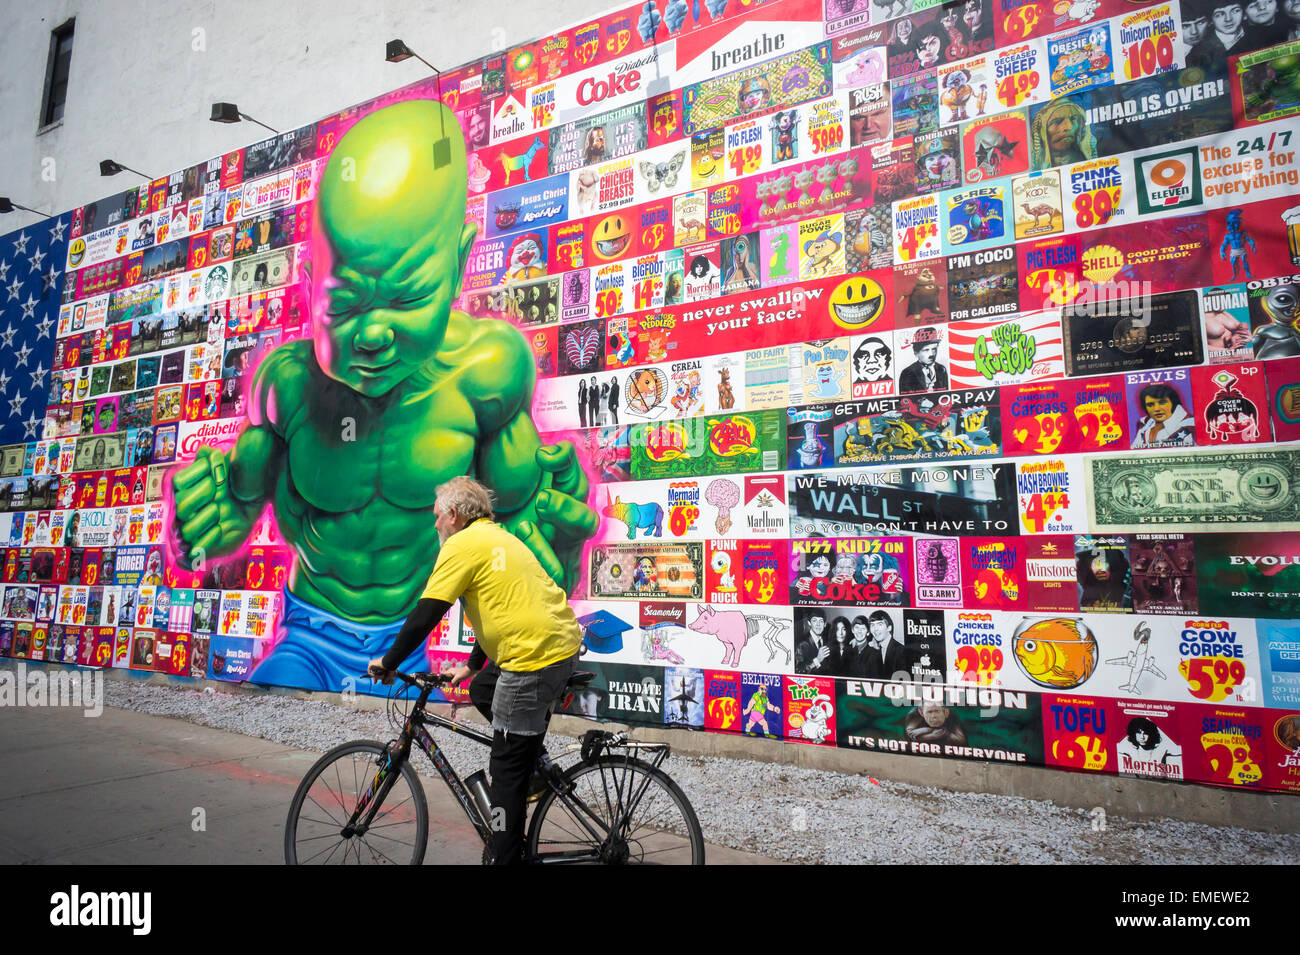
<box><xmin>1207</xmin><ymin>196</ymin><xmax>1300</xmax><ymax>285</ymax></box>
<box><xmin>1070</xmin><ymin>215</ymin><xmax>1211</xmax><ymax>304</ymax></box>
<box><xmin>637</xmin><ymin>199</ymin><xmax>675</xmax><ymax>255</ymax></box>
<box><xmin>469</xmin><ymin>132</ymin><xmax>550</xmax><ymax>195</ymax></box>
<box><xmin>647</xmin><ymin>90</ymin><xmax>683</xmax><ymax>147</ymax></box>
<box><xmin>1001</xmin><ymin>379</ymin><xmax>1079</xmax><ymax>456</ymax></box>
<box><xmin>1024</xmin><ymin>535</ymin><xmax>1078</xmax><ymax>613</ymax></box>
<box><xmin>784</xmin><ymin>675</ymin><xmax>836</xmax><ymax>745</ymax></box>
<box><xmin>550</xmin><ymin>221</ymin><xmax>586</xmax><ymax>272</ymax></box>
<box><xmin>1266</xmin><ymin>357</ymin><xmax>1300</xmax><ymax>442</ymax></box>
<box><xmin>1113</xmin><ymin>699</ymin><xmax>1188</xmax><ymax>783</ymax></box>
<box><xmin>1019</xmin><ymin>234</ymin><xmax>1080</xmax><ymax>313</ymax></box>
<box><xmin>961</xmin><ymin>536</ymin><xmax>1026</xmax><ymax>612</ymax></box>
<box><xmin>1184</xmin><ymin>703</ymin><xmax>1268</xmax><ymax>790</ymax></box>
<box><xmin>1042</xmin><ymin>694</ymin><xmax>1120</xmax><ymax>774</ymax></box>
<box><xmin>703</xmin><ymin>669</ymin><xmax>743</xmax><ymax>733</ymax></box>
<box><xmin>220</xmin><ymin>149</ymin><xmax>244</xmax><ymax>189</ymax></box>
<box><xmin>621</xmin><ymin>269</ymin><xmax>895</xmax><ymax>366</ymax></box>
<box><xmin>740</xmin><ymin>539</ymin><xmax>787</xmax><ymax>606</ymax></box>
<box><xmin>584</xmin><ymin>207</ymin><xmax>642</xmax><ymax>266</ymax></box>
<box><xmin>1068</xmin><ymin>374</ymin><xmax>1129</xmax><ymax>453</ymax></box>
<box><xmin>163</xmin><ymin>631</ymin><xmax>192</xmax><ymax>677</ymax></box>
<box><xmin>92</xmin><ymin>627</ymin><xmax>115</xmax><ymax>667</ymax></box>
<box><xmin>705</xmin><ymin>539</ymin><xmax>743</xmax><ymax>604</ymax></box>
<box><xmin>1190</xmin><ymin>361</ymin><xmax>1271</xmax><ymax>446</ymax></box>
<box><xmin>1263</xmin><ymin>709</ymin><xmax>1300</xmax><ymax>794</ymax></box>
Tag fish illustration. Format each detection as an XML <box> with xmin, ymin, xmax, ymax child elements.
<box><xmin>1012</xmin><ymin>617</ymin><xmax>1098</xmax><ymax>689</ymax></box>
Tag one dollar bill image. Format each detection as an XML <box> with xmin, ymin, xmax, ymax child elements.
<box><xmin>1088</xmin><ymin>449</ymin><xmax>1300</xmax><ymax>532</ymax></box>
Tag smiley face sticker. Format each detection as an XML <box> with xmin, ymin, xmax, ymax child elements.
<box><xmin>828</xmin><ymin>276</ymin><xmax>885</xmax><ymax>331</ymax></box>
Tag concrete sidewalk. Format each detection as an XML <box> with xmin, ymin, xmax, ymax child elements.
<box><xmin>0</xmin><ymin>702</ymin><xmax>776</xmax><ymax>864</ymax></box>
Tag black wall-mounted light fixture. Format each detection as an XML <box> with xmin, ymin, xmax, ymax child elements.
<box><xmin>386</xmin><ymin>39</ymin><xmax>451</xmax><ymax>169</ymax></box>
<box><xmin>210</xmin><ymin>102</ymin><xmax>281</xmax><ymax>135</ymax></box>
<box><xmin>99</xmin><ymin>159</ymin><xmax>154</xmax><ymax>180</ymax></box>
<box><xmin>0</xmin><ymin>198</ymin><xmax>50</xmax><ymax>217</ymax></box>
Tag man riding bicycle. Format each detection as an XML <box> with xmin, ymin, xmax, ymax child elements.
<box><xmin>369</xmin><ymin>476</ymin><xmax>582</xmax><ymax>865</ymax></box>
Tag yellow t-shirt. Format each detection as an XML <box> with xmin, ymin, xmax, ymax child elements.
<box><xmin>420</xmin><ymin>519</ymin><xmax>581</xmax><ymax>671</ymax></box>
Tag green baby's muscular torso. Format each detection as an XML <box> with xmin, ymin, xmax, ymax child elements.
<box><xmin>237</xmin><ymin>314</ymin><xmax>539</xmax><ymax>623</ymax></box>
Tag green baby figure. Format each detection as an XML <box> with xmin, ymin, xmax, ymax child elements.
<box><xmin>168</xmin><ymin>100</ymin><xmax>597</xmax><ymax>691</ymax></box>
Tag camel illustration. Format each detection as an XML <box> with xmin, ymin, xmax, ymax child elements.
<box><xmin>1021</xmin><ymin>202</ymin><xmax>1056</xmax><ymax>230</ymax></box>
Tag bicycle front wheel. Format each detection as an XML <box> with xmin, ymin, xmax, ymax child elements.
<box><xmin>527</xmin><ymin>756</ymin><xmax>704</xmax><ymax>865</ymax></box>
<box><xmin>284</xmin><ymin>740</ymin><xmax>428</xmax><ymax>865</ymax></box>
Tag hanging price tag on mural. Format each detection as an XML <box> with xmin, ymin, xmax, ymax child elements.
<box><xmin>1073</xmin><ymin>398</ymin><xmax>1124</xmax><ymax>451</ymax></box>
<box><xmin>1019</xmin><ymin>490</ymin><xmax>1069</xmax><ymax>534</ymax></box>
<box><xmin>1001</xmin><ymin>4</ymin><xmax>1042</xmax><ymax>41</ymax></box>
<box><xmin>809</xmin><ymin>122</ymin><xmax>844</xmax><ymax>155</ymax></box>
<box><xmin>1051</xmin><ymin>734</ymin><xmax>1108</xmax><ymax>770</ymax></box>
<box><xmin>1072</xmin><ymin>185</ymin><xmax>1122</xmax><ymax>229</ymax></box>
<box><xmin>1011</xmin><ymin>410</ymin><xmax>1070</xmax><ymax>454</ymax></box>
<box><xmin>1179</xmin><ymin>656</ymin><xmax>1247</xmax><ymax>702</ymax></box>
<box><xmin>668</xmin><ymin>503</ymin><xmax>699</xmax><ymax>536</ymax></box>
<box><xmin>728</xmin><ymin>143</ymin><xmax>762</xmax><ymax>177</ymax></box>
<box><xmin>954</xmin><ymin>645</ymin><xmax>1003</xmax><ymax>685</ymax></box>
<box><xmin>594</xmin><ymin>287</ymin><xmax>623</xmax><ymax>318</ymax></box>
<box><xmin>1200</xmin><ymin>733</ymin><xmax>1264</xmax><ymax>785</ymax></box>
<box><xmin>1121</xmin><ymin>32</ymin><xmax>1174</xmax><ymax>80</ymax></box>
<box><xmin>996</xmin><ymin>70</ymin><xmax>1040</xmax><ymax>108</ymax></box>
<box><xmin>898</xmin><ymin>221</ymin><xmax>938</xmax><ymax>261</ymax></box>
<box><xmin>634</xmin><ymin>275</ymin><xmax>661</xmax><ymax>309</ymax></box>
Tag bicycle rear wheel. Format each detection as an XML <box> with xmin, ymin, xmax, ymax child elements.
<box><xmin>284</xmin><ymin>740</ymin><xmax>428</xmax><ymax>865</ymax></box>
<box><xmin>526</xmin><ymin>756</ymin><xmax>704</xmax><ymax>865</ymax></box>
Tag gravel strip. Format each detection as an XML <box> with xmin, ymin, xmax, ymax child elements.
<box><xmin>104</xmin><ymin>680</ymin><xmax>1300</xmax><ymax>865</ymax></box>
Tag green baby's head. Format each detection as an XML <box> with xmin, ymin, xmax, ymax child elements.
<box><xmin>312</xmin><ymin>100</ymin><xmax>478</xmax><ymax>396</ymax></box>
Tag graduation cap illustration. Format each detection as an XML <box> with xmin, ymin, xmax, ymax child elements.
<box><xmin>577</xmin><ymin>610</ymin><xmax>632</xmax><ymax>655</ymax></box>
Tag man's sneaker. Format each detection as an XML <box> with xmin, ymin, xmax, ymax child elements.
<box><xmin>528</xmin><ymin>750</ymin><xmax>556</xmax><ymax>802</ymax></box>
<box><xmin>527</xmin><ymin>769</ymin><xmax>548</xmax><ymax>803</ymax></box>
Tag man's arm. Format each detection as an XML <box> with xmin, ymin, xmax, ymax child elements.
<box><xmin>372</xmin><ymin>527</ymin><xmax>481</xmax><ymax>680</ymax></box>
<box><xmin>377</xmin><ymin>597</ymin><xmax>454</xmax><ymax>672</ymax></box>
<box><xmin>372</xmin><ymin>607</ymin><xmax>491</xmax><ymax>682</ymax></box>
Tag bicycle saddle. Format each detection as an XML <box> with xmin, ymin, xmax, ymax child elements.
<box><xmin>566</xmin><ymin>670</ymin><xmax>596</xmax><ymax>690</ymax></box>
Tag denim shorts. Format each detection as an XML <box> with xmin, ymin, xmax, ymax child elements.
<box><xmin>491</xmin><ymin>654</ymin><xmax>578</xmax><ymax>736</ymax></box>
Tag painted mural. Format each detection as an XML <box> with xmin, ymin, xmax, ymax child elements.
<box><xmin>2</xmin><ymin>0</ymin><xmax>1300</xmax><ymax>792</ymax></box>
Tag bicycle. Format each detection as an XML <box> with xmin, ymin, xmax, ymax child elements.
<box><xmin>283</xmin><ymin>668</ymin><xmax>705</xmax><ymax>865</ymax></box>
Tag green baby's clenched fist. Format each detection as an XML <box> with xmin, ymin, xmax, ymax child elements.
<box><xmin>170</xmin><ymin>446</ymin><xmax>257</xmax><ymax>570</ymax></box>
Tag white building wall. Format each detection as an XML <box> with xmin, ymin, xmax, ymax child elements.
<box><xmin>0</xmin><ymin>0</ymin><xmax>617</xmax><ymax>227</ymax></box>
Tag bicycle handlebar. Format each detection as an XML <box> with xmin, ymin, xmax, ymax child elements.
<box><xmin>360</xmin><ymin>669</ymin><xmax>454</xmax><ymax>688</ymax></box>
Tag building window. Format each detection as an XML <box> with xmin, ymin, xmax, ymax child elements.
<box><xmin>40</xmin><ymin>19</ymin><xmax>75</xmax><ymax>128</ymax></box>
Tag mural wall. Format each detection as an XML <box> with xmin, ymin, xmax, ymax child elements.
<box><xmin>3</xmin><ymin>0</ymin><xmax>1300</xmax><ymax>792</ymax></box>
